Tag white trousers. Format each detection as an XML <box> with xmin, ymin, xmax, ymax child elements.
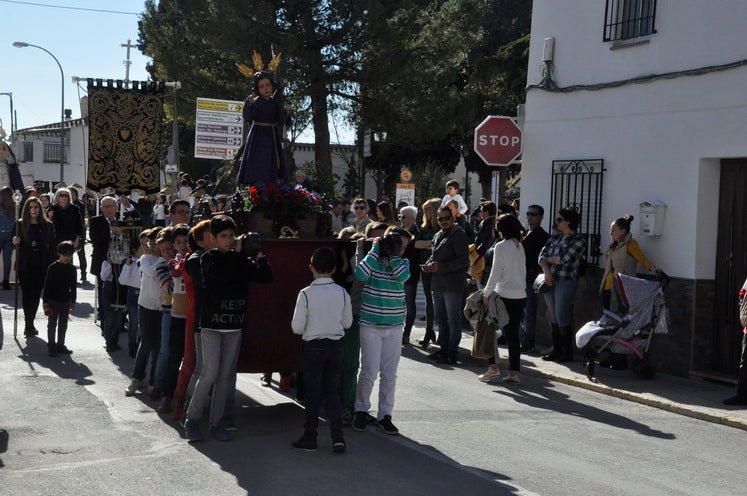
<box><xmin>355</xmin><ymin>323</ymin><xmax>403</xmax><ymax>418</ymax></box>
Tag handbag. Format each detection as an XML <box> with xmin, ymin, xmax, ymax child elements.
<box><xmin>533</xmin><ymin>273</ymin><xmax>551</xmax><ymax>294</ymax></box>
<box><xmin>468</xmin><ymin>244</ymin><xmax>485</xmax><ymax>280</ymax></box>
<box><xmin>471</xmin><ymin>317</ymin><xmax>497</xmax><ymax>359</ymax></box>
<box><xmin>739</xmin><ymin>295</ymin><xmax>747</xmax><ymax>329</ymax></box>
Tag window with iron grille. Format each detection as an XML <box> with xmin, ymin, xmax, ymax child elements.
<box><xmin>604</xmin><ymin>0</ymin><xmax>657</xmax><ymax>42</ymax></box>
<box><xmin>43</xmin><ymin>142</ymin><xmax>65</xmax><ymax>163</ymax></box>
<box><xmin>22</xmin><ymin>142</ymin><xmax>33</xmax><ymax>162</ymax></box>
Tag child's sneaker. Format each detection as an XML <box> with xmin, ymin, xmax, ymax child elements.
<box><xmin>210</xmin><ymin>425</ymin><xmax>231</xmax><ymax>442</ymax></box>
<box><xmin>56</xmin><ymin>344</ymin><xmax>73</xmax><ymax>354</ymax></box>
<box><xmin>157</xmin><ymin>396</ymin><xmax>172</xmax><ymax>413</ymax></box>
<box><xmin>352</xmin><ymin>411</ymin><xmax>376</xmax><ymax>432</ymax></box>
<box><xmin>124</xmin><ymin>379</ymin><xmax>143</xmax><ymax>397</ymax></box>
<box><xmin>291</xmin><ymin>433</ymin><xmax>318</xmax><ymax>451</ymax></box>
<box><xmin>376</xmin><ymin>415</ymin><xmax>399</xmax><ymax>435</ymax></box>
<box><xmin>341</xmin><ymin>409</ymin><xmax>353</xmax><ymax>426</ymax></box>
<box><xmin>332</xmin><ymin>438</ymin><xmax>346</xmax><ymax>454</ymax></box>
<box><xmin>184</xmin><ymin>419</ymin><xmax>202</xmax><ymax>442</ymax></box>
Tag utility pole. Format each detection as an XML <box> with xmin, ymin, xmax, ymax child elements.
<box><xmin>121</xmin><ymin>39</ymin><xmax>140</xmax><ymax>89</ymax></box>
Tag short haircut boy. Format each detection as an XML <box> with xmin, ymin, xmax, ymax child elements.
<box><xmin>57</xmin><ymin>240</ymin><xmax>75</xmax><ymax>256</ymax></box>
<box><xmin>311</xmin><ymin>247</ymin><xmax>336</xmax><ymax>274</ymax></box>
<box><xmin>209</xmin><ymin>214</ymin><xmax>236</xmax><ymax>236</ymax></box>
<box><xmin>445</xmin><ymin>180</ymin><xmax>459</xmax><ymax>190</ymax></box>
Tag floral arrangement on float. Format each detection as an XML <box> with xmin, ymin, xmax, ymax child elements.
<box><xmin>231</xmin><ymin>180</ymin><xmax>328</xmax><ymax>238</ymax></box>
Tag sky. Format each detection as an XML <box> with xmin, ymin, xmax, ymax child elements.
<box><xmin>0</xmin><ymin>0</ymin><xmax>353</xmax><ymax>143</ymax></box>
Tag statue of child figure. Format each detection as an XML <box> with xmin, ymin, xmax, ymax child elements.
<box><xmin>236</xmin><ymin>71</ymin><xmax>288</xmax><ymax>186</ymax></box>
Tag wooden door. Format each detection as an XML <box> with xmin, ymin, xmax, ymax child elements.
<box><xmin>714</xmin><ymin>159</ymin><xmax>747</xmax><ymax>373</ymax></box>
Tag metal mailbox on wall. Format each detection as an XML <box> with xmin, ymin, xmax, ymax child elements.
<box><xmin>639</xmin><ymin>200</ymin><xmax>666</xmax><ymax>236</ymax></box>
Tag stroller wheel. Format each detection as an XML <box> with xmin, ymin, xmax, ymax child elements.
<box><xmin>634</xmin><ymin>362</ymin><xmax>656</xmax><ymax>380</ymax></box>
<box><xmin>584</xmin><ymin>358</ymin><xmax>595</xmax><ymax>380</ymax></box>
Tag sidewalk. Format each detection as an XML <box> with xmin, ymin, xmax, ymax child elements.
<box><xmin>452</xmin><ymin>330</ymin><xmax>747</xmax><ymax>431</ymax></box>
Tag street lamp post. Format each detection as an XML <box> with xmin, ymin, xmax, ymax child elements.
<box><xmin>13</xmin><ymin>41</ymin><xmax>65</xmax><ymax>185</ymax></box>
<box><xmin>0</xmin><ymin>92</ymin><xmax>13</xmax><ymax>135</ymax></box>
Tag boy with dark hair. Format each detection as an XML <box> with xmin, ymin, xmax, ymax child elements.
<box><xmin>441</xmin><ymin>179</ymin><xmax>469</xmax><ymax>215</ymax></box>
<box><xmin>290</xmin><ymin>247</ymin><xmax>353</xmax><ymax>452</ymax></box>
<box><xmin>184</xmin><ymin>215</ymin><xmax>272</xmax><ymax>442</ymax></box>
<box><xmin>43</xmin><ymin>241</ymin><xmax>77</xmax><ymax>357</ymax></box>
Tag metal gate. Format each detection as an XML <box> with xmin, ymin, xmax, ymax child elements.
<box><xmin>550</xmin><ymin>159</ymin><xmax>605</xmax><ymax>264</ymax></box>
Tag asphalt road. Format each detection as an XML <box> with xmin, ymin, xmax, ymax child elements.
<box><xmin>0</xmin><ymin>277</ymin><xmax>744</xmax><ymax>495</ymax></box>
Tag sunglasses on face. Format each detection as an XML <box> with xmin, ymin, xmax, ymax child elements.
<box><xmin>59</xmin><ymin>194</ymin><xmax>69</xmax><ymax>198</ymax></box>
<box><xmin>526</xmin><ymin>212</ymin><xmax>539</xmax><ymax>217</ymax></box>
<box><xmin>437</xmin><ymin>216</ymin><xmax>452</xmax><ymax>222</ymax></box>
<box><xmin>353</xmin><ymin>206</ymin><xmax>366</xmax><ymax>210</ymax></box>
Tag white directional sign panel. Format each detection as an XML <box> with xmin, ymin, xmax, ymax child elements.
<box><xmin>194</xmin><ymin>98</ymin><xmax>244</xmax><ymax>159</ymax></box>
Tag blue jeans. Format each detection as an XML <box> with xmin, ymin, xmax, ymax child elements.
<box><xmin>433</xmin><ymin>290</ymin><xmax>463</xmax><ymax>357</ymax></box>
<box><xmin>155</xmin><ymin>311</ymin><xmax>172</xmax><ymax>388</ymax></box>
<box><xmin>543</xmin><ymin>278</ymin><xmax>578</xmax><ymax>327</ymax></box>
<box><xmin>521</xmin><ymin>282</ymin><xmax>539</xmax><ymax>346</ymax></box>
<box><xmin>132</xmin><ymin>306</ymin><xmax>161</xmax><ymax>382</ymax></box>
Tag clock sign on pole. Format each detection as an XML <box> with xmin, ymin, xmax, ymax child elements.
<box><xmin>473</xmin><ymin>116</ymin><xmax>522</xmax><ymax>166</ymax></box>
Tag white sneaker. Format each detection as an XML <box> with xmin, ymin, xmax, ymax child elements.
<box><xmin>124</xmin><ymin>379</ymin><xmax>143</xmax><ymax>396</ymax></box>
<box><xmin>502</xmin><ymin>373</ymin><xmax>521</xmax><ymax>384</ymax></box>
<box><xmin>477</xmin><ymin>368</ymin><xmax>501</xmax><ymax>382</ymax></box>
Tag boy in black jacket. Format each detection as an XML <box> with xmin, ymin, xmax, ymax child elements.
<box><xmin>183</xmin><ymin>215</ymin><xmax>273</xmax><ymax>442</ymax></box>
<box><xmin>43</xmin><ymin>241</ymin><xmax>77</xmax><ymax>357</ymax></box>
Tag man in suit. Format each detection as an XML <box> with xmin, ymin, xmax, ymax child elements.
<box><xmin>90</xmin><ymin>196</ymin><xmax>119</xmax><ymax>327</ymax></box>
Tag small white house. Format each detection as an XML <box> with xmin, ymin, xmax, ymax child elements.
<box><xmin>522</xmin><ymin>0</ymin><xmax>747</xmax><ymax>376</ymax></box>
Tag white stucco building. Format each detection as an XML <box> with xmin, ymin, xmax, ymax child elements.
<box><xmin>522</xmin><ymin>0</ymin><xmax>747</xmax><ymax>376</ymax></box>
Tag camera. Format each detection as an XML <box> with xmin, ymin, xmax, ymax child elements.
<box><xmin>239</xmin><ymin>232</ymin><xmax>262</xmax><ymax>258</ymax></box>
<box><xmin>377</xmin><ymin>232</ymin><xmax>402</xmax><ymax>259</ymax></box>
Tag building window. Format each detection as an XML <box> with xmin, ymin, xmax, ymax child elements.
<box><xmin>604</xmin><ymin>0</ymin><xmax>657</xmax><ymax>42</ymax></box>
<box><xmin>22</xmin><ymin>142</ymin><xmax>33</xmax><ymax>162</ymax></box>
<box><xmin>43</xmin><ymin>142</ymin><xmax>65</xmax><ymax>163</ymax></box>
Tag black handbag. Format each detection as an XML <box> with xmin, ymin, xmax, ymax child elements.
<box><xmin>533</xmin><ymin>273</ymin><xmax>551</xmax><ymax>294</ymax></box>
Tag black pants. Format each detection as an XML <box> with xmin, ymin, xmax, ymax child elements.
<box><xmin>737</xmin><ymin>333</ymin><xmax>747</xmax><ymax>399</ymax></box>
<box><xmin>164</xmin><ymin>316</ymin><xmax>186</xmax><ymax>396</ymax></box>
<box><xmin>302</xmin><ymin>338</ymin><xmax>344</xmax><ymax>440</ymax></box>
<box><xmin>76</xmin><ymin>243</ymin><xmax>87</xmax><ymax>277</ymax></box>
<box><xmin>20</xmin><ymin>268</ymin><xmax>45</xmax><ymax>330</ymax></box>
<box><xmin>46</xmin><ymin>300</ymin><xmax>70</xmax><ymax>349</ymax></box>
<box><xmin>489</xmin><ymin>297</ymin><xmax>526</xmax><ymax>371</ymax></box>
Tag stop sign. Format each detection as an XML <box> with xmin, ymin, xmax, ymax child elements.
<box><xmin>473</xmin><ymin>116</ymin><xmax>522</xmax><ymax>166</ymax></box>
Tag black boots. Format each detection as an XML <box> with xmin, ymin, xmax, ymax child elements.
<box><xmin>542</xmin><ymin>324</ymin><xmax>563</xmax><ymax>361</ymax></box>
<box><xmin>542</xmin><ymin>324</ymin><xmax>574</xmax><ymax>362</ymax></box>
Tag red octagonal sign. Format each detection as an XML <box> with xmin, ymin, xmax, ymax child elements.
<box><xmin>473</xmin><ymin>116</ymin><xmax>522</xmax><ymax>166</ymax></box>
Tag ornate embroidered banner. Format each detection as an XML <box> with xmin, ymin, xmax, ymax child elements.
<box><xmin>86</xmin><ymin>79</ymin><xmax>165</xmax><ymax>194</ymax></box>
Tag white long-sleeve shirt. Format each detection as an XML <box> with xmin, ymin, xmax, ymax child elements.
<box><xmin>483</xmin><ymin>239</ymin><xmax>527</xmax><ymax>300</ymax></box>
<box><xmin>138</xmin><ymin>253</ymin><xmax>164</xmax><ymax>311</ymax></box>
<box><xmin>291</xmin><ymin>277</ymin><xmax>353</xmax><ymax>341</ymax></box>
<box><xmin>118</xmin><ymin>256</ymin><xmax>141</xmax><ymax>289</ymax></box>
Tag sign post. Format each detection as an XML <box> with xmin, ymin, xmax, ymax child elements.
<box><xmin>473</xmin><ymin>116</ymin><xmax>522</xmax><ymax>166</ymax></box>
<box><xmin>194</xmin><ymin>98</ymin><xmax>244</xmax><ymax>159</ymax></box>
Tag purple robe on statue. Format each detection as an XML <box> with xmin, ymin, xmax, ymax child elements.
<box><xmin>237</xmin><ymin>95</ymin><xmax>287</xmax><ymax>185</ymax></box>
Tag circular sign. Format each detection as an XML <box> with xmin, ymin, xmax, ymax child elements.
<box><xmin>400</xmin><ymin>168</ymin><xmax>413</xmax><ymax>182</ymax></box>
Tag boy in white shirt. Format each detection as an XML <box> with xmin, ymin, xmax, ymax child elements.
<box><xmin>440</xmin><ymin>179</ymin><xmax>469</xmax><ymax>215</ymax></box>
<box><xmin>290</xmin><ymin>247</ymin><xmax>353</xmax><ymax>453</ymax></box>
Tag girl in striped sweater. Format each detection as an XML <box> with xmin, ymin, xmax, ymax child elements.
<box><xmin>352</xmin><ymin>230</ymin><xmax>411</xmax><ymax>435</ymax></box>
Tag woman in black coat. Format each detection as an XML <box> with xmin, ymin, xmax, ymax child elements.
<box><xmin>48</xmin><ymin>187</ymin><xmax>83</xmax><ymax>249</ymax></box>
<box><xmin>12</xmin><ymin>197</ymin><xmax>56</xmax><ymax>336</ymax></box>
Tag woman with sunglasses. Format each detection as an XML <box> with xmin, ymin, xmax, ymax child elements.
<box><xmin>48</xmin><ymin>187</ymin><xmax>83</xmax><ymax>251</ymax></box>
<box><xmin>12</xmin><ymin>197</ymin><xmax>56</xmax><ymax>336</ymax></box>
<box><xmin>538</xmin><ymin>208</ymin><xmax>587</xmax><ymax>362</ymax></box>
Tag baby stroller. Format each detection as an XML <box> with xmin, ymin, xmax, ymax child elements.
<box><xmin>576</xmin><ymin>272</ymin><xmax>670</xmax><ymax>381</ymax></box>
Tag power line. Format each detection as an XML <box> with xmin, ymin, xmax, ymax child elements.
<box><xmin>0</xmin><ymin>0</ymin><xmax>139</xmax><ymax>15</ymax></box>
